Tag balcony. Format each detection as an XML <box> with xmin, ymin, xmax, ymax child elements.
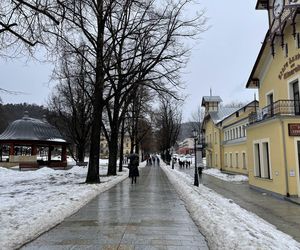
<box><xmin>249</xmin><ymin>99</ymin><xmax>300</xmax><ymax>124</ymax></box>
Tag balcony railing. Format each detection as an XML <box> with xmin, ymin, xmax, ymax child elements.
<box><xmin>249</xmin><ymin>99</ymin><xmax>300</xmax><ymax>124</ymax></box>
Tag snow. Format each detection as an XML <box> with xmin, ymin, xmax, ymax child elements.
<box><xmin>1</xmin><ymin>158</ymin><xmax>299</xmax><ymax>250</ymax></box>
<box><xmin>0</xmin><ymin>161</ymin><xmax>145</xmax><ymax>250</ymax></box>
<box><xmin>161</xmin><ymin>163</ymin><xmax>300</xmax><ymax>250</ymax></box>
<box><xmin>203</xmin><ymin>168</ymin><xmax>249</xmax><ymax>182</ymax></box>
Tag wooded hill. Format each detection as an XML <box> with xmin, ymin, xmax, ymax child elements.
<box><xmin>0</xmin><ymin>103</ymin><xmax>49</xmax><ymax>133</ymax></box>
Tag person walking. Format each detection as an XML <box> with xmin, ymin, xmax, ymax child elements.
<box><xmin>128</xmin><ymin>153</ymin><xmax>140</xmax><ymax>184</ymax></box>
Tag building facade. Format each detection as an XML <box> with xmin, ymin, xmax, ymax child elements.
<box><xmin>100</xmin><ymin>133</ymin><xmax>131</xmax><ymax>159</ymax></box>
<box><xmin>201</xmin><ymin>96</ymin><xmax>258</xmax><ymax>175</ymax></box>
<box><xmin>178</xmin><ymin>138</ymin><xmax>194</xmax><ymax>155</ymax></box>
<box><xmin>246</xmin><ymin>0</ymin><xmax>300</xmax><ymax>197</ymax></box>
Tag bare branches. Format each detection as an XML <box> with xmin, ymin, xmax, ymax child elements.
<box><xmin>0</xmin><ymin>1</ymin><xmax>62</xmax><ymax>50</ymax></box>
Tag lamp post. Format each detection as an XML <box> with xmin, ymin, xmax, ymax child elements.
<box><xmin>171</xmin><ymin>147</ymin><xmax>175</xmax><ymax>169</ymax></box>
<box><xmin>193</xmin><ymin>129</ymin><xmax>199</xmax><ymax>187</ymax></box>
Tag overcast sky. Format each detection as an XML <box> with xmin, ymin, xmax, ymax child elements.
<box><xmin>0</xmin><ymin>1</ymin><xmax>268</xmax><ymax>122</ymax></box>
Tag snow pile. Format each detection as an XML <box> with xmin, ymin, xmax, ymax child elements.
<box><xmin>203</xmin><ymin>168</ymin><xmax>248</xmax><ymax>182</ymax></box>
<box><xmin>161</xmin><ymin>164</ymin><xmax>300</xmax><ymax>250</ymax></box>
<box><xmin>0</xmin><ymin>165</ymin><xmax>128</xmax><ymax>250</ymax></box>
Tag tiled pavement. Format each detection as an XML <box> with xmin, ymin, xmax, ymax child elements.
<box><xmin>21</xmin><ymin>166</ymin><xmax>209</xmax><ymax>250</ymax></box>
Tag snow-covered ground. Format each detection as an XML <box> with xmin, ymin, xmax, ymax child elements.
<box><xmin>0</xmin><ymin>161</ymin><xmax>144</xmax><ymax>250</ymax></box>
<box><xmin>161</xmin><ymin>163</ymin><xmax>300</xmax><ymax>250</ymax></box>
<box><xmin>203</xmin><ymin>168</ymin><xmax>249</xmax><ymax>182</ymax></box>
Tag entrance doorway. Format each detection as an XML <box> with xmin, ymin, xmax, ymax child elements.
<box><xmin>297</xmin><ymin>141</ymin><xmax>300</xmax><ymax>197</ymax></box>
<box><xmin>267</xmin><ymin>93</ymin><xmax>274</xmax><ymax>116</ymax></box>
<box><xmin>293</xmin><ymin>81</ymin><xmax>300</xmax><ymax>115</ymax></box>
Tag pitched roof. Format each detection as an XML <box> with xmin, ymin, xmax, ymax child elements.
<box><xmin>201</xmin><ymin>96</ymin><xmax>222</xmax><ymax>106</ymax></box>
<box><xmin>209</xmin><ymin>107</ymin><xmax>240</xmax><ymax>124</ymax></box>
<box><xmin>0</xmin><ymin>112</ymin><xmax>66</xmax><ymax>143</ymax></box>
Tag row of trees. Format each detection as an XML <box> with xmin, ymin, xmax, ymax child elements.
<box><xmin>0</xmin><ymin>0</ymin><xmax>206</xmax><ymax>183</ymax></box>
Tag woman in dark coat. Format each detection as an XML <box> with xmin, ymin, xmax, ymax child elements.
<box><xmin>129</xmin><ymin>153</ymin><xmax>139</xmax><ymax>184</ymax></box>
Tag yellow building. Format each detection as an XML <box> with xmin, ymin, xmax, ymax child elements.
<box><xmin>246</xmin><ymin>1</ymin><xmax>300</xmax><ymax>197</ymax></box>
<box><xmin>201</xmin><ymin>96</ymin><xmax>258</xmax><ymax>175</ymax></box>
<box><xmin>100</xmin><ymin>133</ymin><xmax>131</xmax><ymax>159</ymax></box>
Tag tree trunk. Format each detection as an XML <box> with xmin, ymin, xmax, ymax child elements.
<box><xmin>77</xmin><ymin>143</ymin><xmax>85</xmax><ymax>163</ymax></box>
<box><xmin>119</xmin><ymin>119</ymin><xmax>125</xmax><ymax>172</ymax></box>
<box><xmin>107</xmin><ymin>130</ymin><xmax>118</xmax><ymax>175</ymax></box>
<box><xmin>85</xmin><ymin>0</ymin><xmax>104</xmax><ymax>184</ymax></box>
<box><xmin>86</xmin><ymin>90</ymin><xmax>102</xmax><ymax>183</ymax></box>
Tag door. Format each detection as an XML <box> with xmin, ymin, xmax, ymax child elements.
<box><xmin>293</xmin><ymin>82</ymin><xmax>300</xmax><ymax>115</ymax></box>
<box><xmin>267</xmin><ymin>93</ymin><xmax>274</xmax><ymax>116</ymax></box>
<box><xmin>297</xmin><ymin>141</ymin><xmax>300</xmax><ymax>197</ymax></box>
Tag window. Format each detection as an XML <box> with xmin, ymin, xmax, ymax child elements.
<box><xmin>242</xmin><ymin>152</ymin><xmax>247</xmax><ymax>169</ymax></box>
<box><xmin>239</xmin><ymin>127</ymin><xmax>242</xmax><ymax>138</ymax></box>
<box><xmin>285</xmin><ymin>43</ymin><xmax>288</xmax><ymax>58</ymax></box>
<box><xmin>214</xmin><ymin>132</ymin><xmax>217</xmax><ymax>144</ymax></box>
<box><xmin>235</xmin><ymin>153</ymin><xmax>239</xmax><ymax>168</ymax></box>
<box><xmin>230</xmin><ymin>153</ymin><xmax>233</xmax><ymax>168</ymax></box>
<box><xmin>225</xmin><ymin>153</ymin><xmax>228</xmax><ymax>167</ymax></box>
<box><xmin>262</xmin><ymin>142</ymin><xmax>271</xmax><ymax>178</ymax></box>
<box><xmin>254</xmin><ymin>143</ymin><xmax>261</xmax><ymax>177</ymax></box>
<box><xmin>215</xmin><ymin>153</ymin><xmax>218</xmax><ymax>166</ymax></box>
<box><xmin>253</xmin><ymin>141</ymin><xmax>271</xmax><ymax>179</ymax></box>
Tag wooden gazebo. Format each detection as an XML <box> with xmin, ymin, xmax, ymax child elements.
<box><xmin>0</xmin><ymin>112</ymin><xmax>68</xmax><ymax>169</ymax></box>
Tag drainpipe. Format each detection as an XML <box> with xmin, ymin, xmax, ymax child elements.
<box><xmin>280</xmin><ymin>119</ymin><xmax>290</xmax><ymax>197</ymax></box>
<box><xmin>219</xmin><ymin>127</ymin><xmax>223</xmax><ymax>171</ymax></box>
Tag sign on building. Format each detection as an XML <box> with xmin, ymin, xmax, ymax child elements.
<box><xmin>288</xmin><ymin>123</ymin><xmax>300</xmax><ymax>136</ymax></box>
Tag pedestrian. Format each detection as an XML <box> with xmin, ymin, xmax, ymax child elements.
<box><xmin>156</xmin><ymin>156</ymin><xmax>160</xmax><ymax>166</ymax></box>
<box><xmin>128</xmin><ymin>153</ymin><xmax>140</xmax><ymax>184</ymax></box>
<box><xmin>152</xmin><ymin>155</ymin><xmax>156</xmax><ymax>166</ymax></box>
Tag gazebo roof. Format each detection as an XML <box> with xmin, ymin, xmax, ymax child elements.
<box><xmin>0</xmin><ymin>112</ymin><xmax>66</xmax><ymax>143</ymax></box>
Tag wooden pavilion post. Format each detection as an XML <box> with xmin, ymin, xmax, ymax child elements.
<box><xmin>9</xmin><ymin>143</ymin><xmax>14</xmax><ymax>162</ymax></box>
<box><xmin>31</xmin><ymin>145</ymin><xmax>37</xmax><ymax>156</ymax></box>
<box><xmin>62</xmin><ymin>145</ymin><xmax>67</xmax><ymax>162</ymax></box>
<box><xmin>48</xmin><ymin>145</ymin><xmax>52</xmax><ymax>163</ymax></box>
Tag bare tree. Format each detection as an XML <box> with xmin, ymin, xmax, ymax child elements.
<box><xmin>48</xmin><ymin>45</ymin><xmax>93</xmax><ymax>163</ymax></box>
<box><xmin>189</xmin><ymin>106</ymin><xmax>204</xmax><ymax>135</ymax></box>
<box><xmin>156</xmin><ymin>98</ymin><xmax>182</xmax><ymax>163</ymax></box>
<box><xmin>0</xmin><ymin>1</ymin><xmax>61</xmax><ymax>51</ymax></box>
<box><xmin>100</xmin><ymin>0</ymin><xmax>206</xmax><ymax>175</ymax></box>
<box><xmin>1</xmin><ymin>0</ymin><xmax>206</xmax><ymax>184</ymax></box>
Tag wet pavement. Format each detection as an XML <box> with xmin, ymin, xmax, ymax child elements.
<box><xmin>22</xmin><ymin>166</ymin><xmax>208</xmax><ymax>250</ymax></box>
<box><xmin>176</xmin><ymin>164</ymin><xmax>300</xmax><ymax>242</ymax></box>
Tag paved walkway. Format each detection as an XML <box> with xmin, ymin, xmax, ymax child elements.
<box><xmin>22</xmin><ymin>166</ymin><xmax>208</xmax><ymax>250</ymax></box>
<box><xmin>176</xmin><ymin>164</ymin><xmax>300</xmax><ymax>242</ymax></box>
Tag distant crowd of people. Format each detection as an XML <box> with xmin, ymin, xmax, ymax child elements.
<box><xmin>173</xmin><ymin>156</ymin><xmax>191</xmax><ymax>169</ymax></box>
<box><xmin>145</xmin><ymin>154</ymin><xmax>160</xmax><ymax>166</ymax></box>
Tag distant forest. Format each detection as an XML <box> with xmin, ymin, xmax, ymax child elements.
<box><xmin>0</xmin><ymin>103</ymin><xmax>49</xmax><ymax>133</ymax></box>
<box><xmin>0</xmin><ymin>103</ymin><xmax>200</xmax><ymax>144</ymax></box>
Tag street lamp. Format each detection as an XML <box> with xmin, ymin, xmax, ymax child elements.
<box><xmin>193</xmin><ymin>129</ymin><xmax>199</xmax><ymax>186</ymax></box>
<box><xmin>171</xmin><ymin>146</ymin><xmax>175</xmax><ymax>169</ymax></box>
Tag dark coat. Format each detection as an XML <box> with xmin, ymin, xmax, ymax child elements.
<box><xmin>129</xmin><ymin>164</ymin><xmax>139</xmax><ymax>177</ymax></box>
<box><xmin>128</xmin><ymin>153</ymin><xmax>139</xmax><ymax>177</ymax></box>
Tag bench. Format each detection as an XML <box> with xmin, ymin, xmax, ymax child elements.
<box><xmin>19</xmin><ymin>162</ymin><xmax>39</xmax><ymax>170</ymax></box>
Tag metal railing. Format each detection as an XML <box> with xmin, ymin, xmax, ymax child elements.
<box><xmin>249</xmin><ymin>99</ymin><xmax>300</xmax><ymax>124</ymax></box>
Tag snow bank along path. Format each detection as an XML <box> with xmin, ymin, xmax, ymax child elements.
<box><xmin>161</xmin><ymin>164</ymin><xmax>300</xmax><ymax>250</ymax></box>
<box><xmin>203</xmin><ymin>168</ymin><xmax>248</xmax><ymax>182</ymax></box>
<box><xmin>0</xmin><ymin>164</ymin><xmax>134</xmax><ymax>250</ymax></box>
